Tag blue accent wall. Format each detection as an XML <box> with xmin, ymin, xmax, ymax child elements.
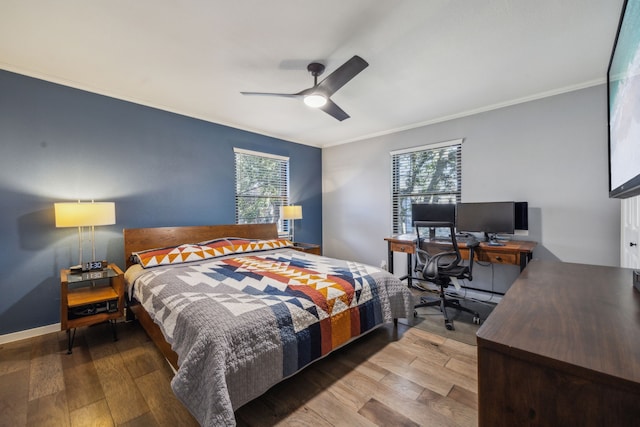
<box><xmin>0</xmin><ymin>69</ymin><xmax>322</xmax><ymax>335</ymax></box>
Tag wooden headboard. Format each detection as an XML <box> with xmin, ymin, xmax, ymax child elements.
<box><xmin>123</xmin><ymin>223</ymin><xmax>279</xmax><ymax>268</ymax></box>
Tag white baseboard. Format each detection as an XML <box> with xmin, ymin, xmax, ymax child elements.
<box><xmin>0</xmin><ymin>323</ymin><xmax>61</xmax><ymax>345</ymax></box>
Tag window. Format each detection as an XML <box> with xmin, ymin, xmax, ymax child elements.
<box><xmin>391</xmin><ymin>139</ymin><xmax>462</xmax><ymax>234</ymax></box>
<box><xmin>234</xmin><ymin>148</ymin><xmax>290</xmax><ymax>234</ymax></box>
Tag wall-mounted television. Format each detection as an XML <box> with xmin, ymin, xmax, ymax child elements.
<box><xmin>608</xmin><ymin>0</ymin><xmax>640</xmax><ymax>199</ymax></box>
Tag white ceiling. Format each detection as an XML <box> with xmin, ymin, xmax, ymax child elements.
<box><xmin>0</xmin><ymin>0</ymin><xmax>624</xmax><ymax>147</ymax></box>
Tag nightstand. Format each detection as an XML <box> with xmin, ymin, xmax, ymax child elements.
<box><xmin>291</xmin><ymin>242</ymin><xmax>321</xmax><ymax>255</ymax></box>
<box><xmin>60</xmin><ymin>263</ymin><xmax>125</xmax><ymax>354</ymax></box>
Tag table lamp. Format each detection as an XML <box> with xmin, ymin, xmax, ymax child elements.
<box><xmin>282</xmin><ymin>205</ymin><xmax>302</xmax><ymax>243</ymax></box>
<box><xmin>55</xmin><ymin>201</ymin><xmax>116</xmax><ymax>270</ymax></box>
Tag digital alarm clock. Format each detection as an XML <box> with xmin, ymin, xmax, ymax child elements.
<box><xmin>70</xmin><ymin>260</ymin><xmax>107</xmax><ymax>273</ymax></box>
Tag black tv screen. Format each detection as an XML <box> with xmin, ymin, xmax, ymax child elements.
<box><xmin>608</xmin><ymin>0</ymin><xmax>640</xmax><ymax>198</ymax></box>
<box><xmin>411</xmin><ymin>203</ymin><xmax>456</xmax><ymax>224</ymax></box>
<box><xmin>456</xmin><ymin>202</ymin><xmax>515</xmax><ymax>235</ymax></box>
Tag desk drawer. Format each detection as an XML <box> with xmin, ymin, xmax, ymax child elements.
<box><xmin>390</xmin><ymin>242</ymin><xmax>415</xmax><ymax>254</ymax></box>
<box><xmin>477</xmin><ymin>251</ymin><xmax>517</xmax><ymax>265</ymax></box>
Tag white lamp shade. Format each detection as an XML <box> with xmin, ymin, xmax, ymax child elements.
<box><xmin>282</xmin><ymin>205</ymin><xmax>303</xmax><ymax>220</ymax></box>
<box><xmin>55</xmin><ymin>202</ymin><xmax>116</xmax><ymax>228</ymax></box>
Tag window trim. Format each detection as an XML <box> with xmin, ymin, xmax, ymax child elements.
<box><xmin>233</xmin><ymin>147</ymin><xmax>289</xmax><ymax>162</ymax></box>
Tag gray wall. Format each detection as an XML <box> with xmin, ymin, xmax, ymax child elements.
<box><xmin>322</xmin><ymin>85</ymin><xmax>620</xmax><ymax>294</ymax></box>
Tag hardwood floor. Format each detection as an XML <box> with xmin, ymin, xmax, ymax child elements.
<box><xmin>0</xmin><ymin>320</ymin><xmax>478</xmax><ymax>426</ymax></box>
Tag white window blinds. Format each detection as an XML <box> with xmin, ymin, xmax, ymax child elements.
<box><xmin>391</xmin><ymin>139</ymin><xmax>462</xmax><ymax>234</ymax></box>
<box><xmin>234</xmin><ymin>148</ymin><xmax>290</xmax><ymax>233</ymax></box>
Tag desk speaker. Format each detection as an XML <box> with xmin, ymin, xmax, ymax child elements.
<box><xmin>634</xmin><ymin>270</ymin><xmax>640</xmax><ymax>292</ymax></box>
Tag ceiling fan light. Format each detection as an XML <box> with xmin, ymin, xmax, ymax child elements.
<box><xmin>304</xmin><ymin>94</ymin><xmax>327</xmax><ymax>108</ymax></box>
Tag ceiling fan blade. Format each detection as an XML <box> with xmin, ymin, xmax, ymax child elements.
<box><xmin>240</xmin><ymin>91</ymin><xmax>300</xmax><ymax>98</ymax></box>
<box><xmin>319</xmin><ymin>99</ymin><xmax>350</xmax><ymax>121</ymax></box>
<box><xmin>316</xmin><ymin>55</ymin><xmax>369</xmax><ymax>97</ymax></box>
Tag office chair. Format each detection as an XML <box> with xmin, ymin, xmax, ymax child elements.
<box><xmin>413</xmin><ymin>220</ymin><xmax>481</xmax><ymax>330</ymax></box>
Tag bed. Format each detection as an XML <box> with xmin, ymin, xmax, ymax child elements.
<box><xmin>123</xmin><ymin>223</ymin><xmax>414</xmax><ymax>426</ymax></box>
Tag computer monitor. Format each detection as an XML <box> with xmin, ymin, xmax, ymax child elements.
<box><xmin>411</xmin><ymin>203</ymin><xmax>456</xmax><ymax>224</ymax></box>
<box><xmin>456</xmin><ymin>202</ymin><xmax>515</xmax><ymax>244</ymax></box>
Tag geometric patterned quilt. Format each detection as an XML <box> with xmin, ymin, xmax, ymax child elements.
<box><xmin>128</xmin><ymin>248</ymin><xmax>414</xmax><ymax>426</ymax></box>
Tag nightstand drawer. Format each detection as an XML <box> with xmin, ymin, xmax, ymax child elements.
<box><xmin>292</xmin><ymin>243</ymin><xmax>321</xmax><ymax>255</ymax></box>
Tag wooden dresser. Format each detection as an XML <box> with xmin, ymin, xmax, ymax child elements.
<box><xmin>476</xmin><ymin>260</ymin><xmax>640</xmax><ymax>426</ymax></box>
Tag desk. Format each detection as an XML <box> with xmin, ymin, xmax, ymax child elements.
<box><xmin>384</xmin><ymin>234</ymin><xmax>536</xmax><ymax>287</ymax></box>
<box><xmin>476</xmin><ymin>260</ymin><xmax>640</xmax><ymax>426</ymax></box>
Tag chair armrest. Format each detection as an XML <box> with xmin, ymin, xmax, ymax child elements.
<box><xmin>466</xmin><ymin>241</ymin><xmax>479</xmax><ymax>279</ymax></box>
<box><xmin>466</xmin><ymin>240</ymin><xmax>480</xmax><ymax>248</ymax></box>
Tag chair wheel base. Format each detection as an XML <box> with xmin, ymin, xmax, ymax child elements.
<box><xmin>445</xmin><ymin>321</ymin><xmax>454</xmax><ymax>330</ymax></box>
<box><xmin>473</xmin><ymin>316</ymin><xmax>482</xmax><ymax>325</ymax></box>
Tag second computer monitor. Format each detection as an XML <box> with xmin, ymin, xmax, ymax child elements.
<box><xmin>456</xmin><ymin>202</ymin><xmax>515</xmax><ymax>235</ymax></box>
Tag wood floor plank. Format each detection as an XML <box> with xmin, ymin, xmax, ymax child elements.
<box><xmin>447</xmin><ymin>384</ymin><xmax>478</xmax><ymax>411</ymax></box>
<box><xmin>305</xmin><ymin>365</ymin><xmax>371</xmax><ymax>412</ymax></box>
<box><xmin>63</xmin><ymin>361</ymin><xmax>105</xmax><ymax>412</ymax></box>
<box><xmin>396</xmin><ymin>336</ymin><xmax>452</xmax><ymax>367</ymax></box>
<box><xmin>90</xmin><ymin>349</ymin><xmax>149</xmax><ymax>424</ymax></box>
<box><xmin>411</xmin><ymin>356</ymin><xmax>477</xmax><ymax>394</ymax></box>
<box><xmin>117</xmin><ymin>412</ymin><xmax>159</xmax><ymax>427</ymax></box>
<box><xmin>367</xmin><ymin>340</ymin><xmax>417</xmax><ymax>369</ymax></box>
<box><xmin>29</xmin><ymin>331</ymin><xmax>65</xmax><ymax>359</ymax></box>
<box><xmin>237</xmin><ymin>392</ymin><xmax>333</xmax><ymax>427</ymax></box>
<box><xmin>60</xmin><ymin>335</ymin><xmax>93</xmax><ymax>369</ymax></box>
<box><xmin>340</xmin><ymin>354</ymin><xmax>390</xmax><ymax>382</ymax></box>
<box><xmin>0</xmin><ymin>369</ymin><xmax>29</xmax><ymax>427</ymax></box>
<box><xmin>135</xmin><ymin>369</ymin><xmax>199</xmax><ymax>426</ymax></box>
<box><xmin>121</xmin><ymin>342</ymin><xmax>162</xmax><ymax>379</ymax></box>
<box><xmin>445</xmin><ymin>354</ymin><xmax>477</xmax><ymax>380</ymax></box>
<box><xmin>306</xmin><ymin>390</ymin><xmax>377</xmax><ymax>427</ymax></box>
<box><xmin>236</xmin><ymin>393</ymin><xmax>287</xmax><ymax>425</ymax></box>
<box><xmin>402</xmin><ymin>323</ymin><xmax>447</xmax><ymax>345</ymax></box>
<box><xmin>379</xmin><ymin>371</ymin><xmax>425</xmax><ymax>400</ymax></box>
<box><xmin>68</xmin><ymin>399</ymin><xmax>114</xmax><ymax>427</ymax></box>
<box><xmin>0</xmin><ymin>339</ymin><xmax>31</xmax><ymax>376</ymax></box>
<box><xmin>314</xmin><ymin>356</ymin><xmax>385</xmax><ymax>400</ymax></box>
<box><xmin>370</xmin><ymin>386</ymin><xmax>458</xmax><ymax>427</ymax></box>
<box><xmin>277</xmin><ymin>405</ymin><xmax>334</xmax><ymax>427</ymax></box>
<box><xmin>26</xmin><ymin>390</ymin><xmax>70</xmax><ymax>427</ymax></box>
<box><xmin>439</xmin><ymin>337</ymin><xmax>478</xmax><ymax>363</ymax></box>
<box><xmin>417</xmin><ymin>386</ymin><xmax>477</xmax><ymax>427</ymax></box>
<box><xmin>369</xmin><ymin>348</ymin><xmax>454</xmax><ymax>397</ymax></box>
<box><xmin>28</xmin><ymin>352</ymin><xmax>65</xmax><ymax>401</ymax></box>
<box><xmin>255</xmin><ymin>364</ymin><xmax>327</xmax><ymax>418</ymax></box>
<box><xmin>359</xmin><ymin>397</ymin><xmax>421</xmax><ymax>427</ymax></box>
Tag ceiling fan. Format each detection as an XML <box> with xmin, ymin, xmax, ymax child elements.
<box><xmin>241</xmin><ymin>55</ymin><xmax>369</xmax><ymax>121</ymax></box>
